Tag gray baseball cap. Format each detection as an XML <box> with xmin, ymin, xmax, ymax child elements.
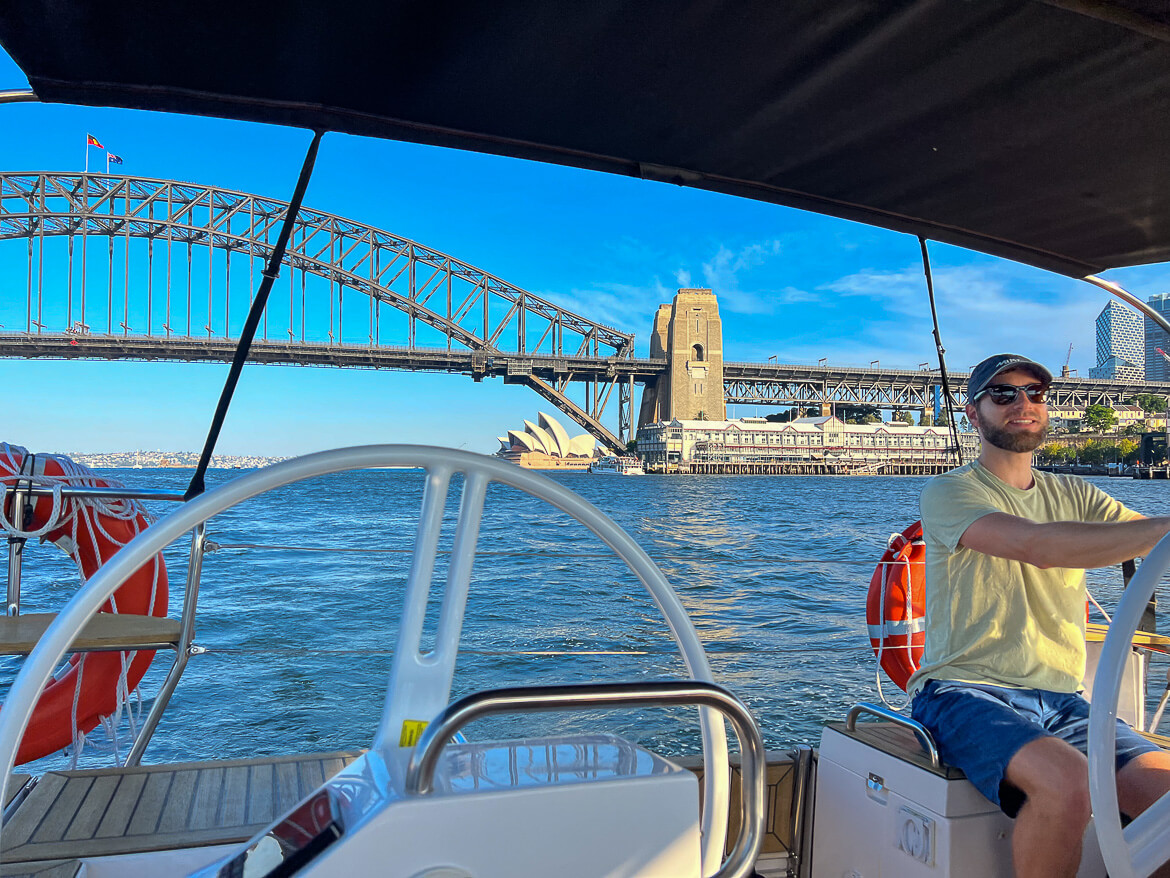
<box><xmin>967</xmin><ymin>354</ymin><xmax>1053</xmax><ymax>401</ymax></box>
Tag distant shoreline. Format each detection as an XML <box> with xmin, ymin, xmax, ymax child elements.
<box><xmin>54</xmin><ymin>451</ymin><xmax>287</xmax><ymax>470</ymax></box>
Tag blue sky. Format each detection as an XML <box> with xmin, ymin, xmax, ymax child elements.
<box><xmin>1</xmin><ymin>50</ymin><xmax>1168</xmax><ymax>458</ymax></box>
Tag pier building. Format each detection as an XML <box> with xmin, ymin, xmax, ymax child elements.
<box><xmin>637</xmin><ymin>415</ymin><xmax>981</xmax><ymax>475</ymax></box>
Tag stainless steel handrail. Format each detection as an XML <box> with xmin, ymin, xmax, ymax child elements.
<box><xmin>845</xmin><ymin>701</ymin><xmax>940</xmax><ymax>767</ymax></box>
<box><xmin>5</xmin><ymin>485</ymin><xmax>186</xmax><ymax>502</ymax></box>
<box><xmin>405</xmin><ymin>680</ymin><xmax>767</xmax><ymax>878</ymax></box>
<box><xmin>124</xmin><ymin>523</ymin><xmax>208</xmax><ymax>766</ymax></box>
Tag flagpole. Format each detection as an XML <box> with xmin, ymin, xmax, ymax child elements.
<box><xmin>84</xmin><ymin>138</ymin><xmax>88</xmax><ymax>173</ymax></box>
<box><xmin>105</xmin><ymin>153</ymin><xmax>109</xmax><ymax>174</ymax></box>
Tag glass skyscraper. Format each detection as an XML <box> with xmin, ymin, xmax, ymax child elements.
<box><xmin>1089</xmin><ymin>299</ymin><xmax>1144</xmax><ymax>380</ymax></box>
<box><xmin>1144</xmin><ymin>294</ymin><xmax>1170</xmax><ymax>381</ymax></box>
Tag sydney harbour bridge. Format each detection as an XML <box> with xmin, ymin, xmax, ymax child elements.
<box><xmin>1</xmin><ymin>172</ymin><xmax>1165</xmax><ymax>452</ymax></box>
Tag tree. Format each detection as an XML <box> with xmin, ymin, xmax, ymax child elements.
<box><xmin>1079</xmin><ymin>439</ymin><xmax>1110</xmax><ymax>466</ymax></box>
<box><xmin>1129</xmin><ymin>393</ymin><xmax>1168</xmax><ymax>414</ymax></box>
<box><xmin>766</xmin><ymin>407</ymin><xmax>801</xmax><ymax>423</ymax></box>
<box><xmin>837</xmin><ymin>404</ymin><xmax>881</xmax><ymax>425</ymax></box>
<box><xmin>959</xmin><ymin>416</ymin><xmax>971</xmax><ymax>432</ymax></box>
<box><xmin>1036</xmin><ymin>443</ymin><xmax>1075</xmax><ymax>465</ymax></box>
<box><xmin>1119</xmin><ymin>438</ymin><xmax>1140</xmax><ymax>465</ymax></box>
<box><xmin>919</xmin><ymin>411</ymin><xmax>934</xmax><ymax>426</ymax></box>
<box><xmin>893</xmin><ymin>410</ymin><xmax>914</xmax><ymax>424</ymax></box>
<box><xmin>1082</xmin><ymin>404</ymin><xmax>1117</xmax><ymax>433</ymax></box>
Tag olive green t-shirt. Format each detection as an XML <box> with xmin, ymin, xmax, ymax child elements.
<box><xmin>906</xmin><ymin>461</ymin><xmax>1138</xmax><ymax>696</ymax></box>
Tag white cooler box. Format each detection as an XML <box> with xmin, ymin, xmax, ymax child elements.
<box><xmin>811</xmin><ymin>709</ymin><xmax>1013</xmax><ymax>878</ymax></box>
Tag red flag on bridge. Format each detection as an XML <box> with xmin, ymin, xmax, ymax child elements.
<box><xmin>86</xmin><ymin>133</ymin><xmax>103</xmax><ymax>148</ymax></box>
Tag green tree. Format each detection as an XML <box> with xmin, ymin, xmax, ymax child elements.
<box><xmin>1079</xmin><ymin>439</ymin><xmax>1111</xmax><ymax>466</ymax></box>
<box><xmin>959</xmin><ymin>416</ymin><xmax>971</xmax><ymax>432</ymax></box>
<box><xmin>1119</xmin><ymin>438</ymin><xmax>1140</xmax><ymax>464</ymax></box>
<box><xmin>837</xmin><ymin>404</ymin><xmax>881</xmax><ymax>425</ymax></box>
<box><xmin>1129</xmin><ymin>394</ymin><xmax>1168</xmax><ymax>414</ymax></box>
<box><xmin>893</xmin><ymin>410</ymin><xmax>914</xmax><ymax>424</ymax></box>
<box><xmin>919</xmin><ymin>411</ymin><xmax>934</xmax><ymax>426</ymax></box>
<box><xmin>1082</xmin><ymin>405</ymin><xmax>1117</xmax><ymax>433</ymax></box>
<box><xmin>1037</xmin><ymin>442</ymin><xmax>1075</xmax><ymax>465</ymax></box>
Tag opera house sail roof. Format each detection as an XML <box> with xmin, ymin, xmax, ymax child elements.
<box><xmin>496</xmin><ymin>412</ymin><xmax>596</xmax><ymax>469</ymax></box>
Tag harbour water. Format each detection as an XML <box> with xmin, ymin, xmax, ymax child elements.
<box><xmin>8</xmin><ymin>464</ymin><xmax>1170</xmax><ymax>770</ymax></box>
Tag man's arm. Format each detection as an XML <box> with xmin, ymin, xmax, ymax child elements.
<box><xmin>959</xmin><ymin>512</ymin><xmax>1170</xmax><ymax>569</ymax></box>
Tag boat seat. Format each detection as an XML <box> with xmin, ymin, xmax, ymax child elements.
<box><xmin>5</xmin><ymin>775</ymin><xmax>31</xmax><ymax>811</ymax></box>
<box><xmin>0</xmin><ymin>751</ymin><xmax>361</xmax><ymax>867</ymax></box>
<box><xmin>0</xmin><ymin>860</ymin><xmax>81</xmax><ymax>878</ymax></box>
<box><xmin>826</xmin><ymin>719</ymin><xmax>966</xmax><ymax>780</ymax></box>
<box><xmin>1140</xmin><ymin>729</ymin><xmax>1170</xmax><ymax>749</ymax></box>
<box><xmin>0</xmin><ymin>613</ymin><xmax>181</xmax><ymax>656</ymax></box>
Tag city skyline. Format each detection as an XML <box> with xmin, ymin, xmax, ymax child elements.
<box><xmin>3</xmin><ymin>50</ymin><xmax>1170</xmax><ymax>457</ymax></box>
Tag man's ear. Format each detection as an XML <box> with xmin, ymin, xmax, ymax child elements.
<box><xmin>965</xmin><ymin>402</ymin><xmax>979</xmax><ymax>429</ymax></box>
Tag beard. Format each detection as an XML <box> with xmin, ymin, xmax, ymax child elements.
<box><xmin>980</xmin><ymin>419</ymin><xmax>1048</xmax><ymax>453</ymax></box>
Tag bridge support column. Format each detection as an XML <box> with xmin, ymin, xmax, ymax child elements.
<box><xmin>637</xmin><ymin>289</ymin><xmax>725</xmax><ymax>431</ymax></box>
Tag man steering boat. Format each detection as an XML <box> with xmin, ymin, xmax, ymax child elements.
<box><xmin>909</xmin><ymin>353</ymin><xmax>1170</xmax><ymax>878</ymax></box>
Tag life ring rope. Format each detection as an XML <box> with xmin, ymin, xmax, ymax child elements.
<box><xmin>0</xmin><ymin>442</ymin><xmax>168</xmax><ymax>765</ymax></box>
<box><xmin>867</xmin><ymin>521</ymin><xmax>927</xmax><ymax>709</ymax></box>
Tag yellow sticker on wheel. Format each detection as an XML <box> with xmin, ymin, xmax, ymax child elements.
<box><xmin>399</xmin><ymin>719</ymin><xmax>428</xmax><ymax>747</ymax></box>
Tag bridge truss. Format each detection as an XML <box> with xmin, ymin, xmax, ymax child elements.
<box><xmin>722</xmin><ymin>362</ymin><xmax>1170</xmax><ymax>413</ymax></box>
<box><xmin>0</xmin><ymin>173</ymin><xmax>638</xmax><ymax>448</ymax></box>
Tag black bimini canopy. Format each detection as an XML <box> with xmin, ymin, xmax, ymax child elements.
<box><xmin>2</xmin><ymin>0</ymin><xmax>1170</xmax><ymax>277</ymax></box>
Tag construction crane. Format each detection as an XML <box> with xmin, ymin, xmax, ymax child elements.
<box><xmin>1061</xmin><ymin>343</ymin><xmax>1074</xmax><ymax>377</ymax></box>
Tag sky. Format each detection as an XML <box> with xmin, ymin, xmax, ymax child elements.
<box><xmin>2</xmin><ymin>50</ymin><xmax>1169</xmax><ymax>458</ymax></box>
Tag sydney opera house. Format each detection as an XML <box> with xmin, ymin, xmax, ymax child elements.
<box><xmin>496</xmin><ymin>412</ymin><xmax>596</xmax><ymax>470</ymax></box>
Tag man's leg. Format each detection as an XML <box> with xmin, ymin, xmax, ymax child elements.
<box><xmin>1117</xmin><ymin>749</ymin><xmax>1170</xmax><ymax>878</ymax></box>
<box><xmin>1117</xmin><ymin>747</ymin><xmax>1170</xmax><ymax>816</ymax></box>
<box><xmin>1003</xmin><ymin>736</ymin><xmax>1091</xmax><ymax>878</ymax></box>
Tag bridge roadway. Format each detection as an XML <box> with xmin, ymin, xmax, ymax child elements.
<box><xmin>8</xmin><ymin>333</ymin><xmax>1169</xmax><ymax>410</ymax></box>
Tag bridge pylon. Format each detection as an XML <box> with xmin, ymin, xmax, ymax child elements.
<box><xmin>637</xmin><ymin>288</ymin><xmax>725</xmax><ymax>429</ymax></box>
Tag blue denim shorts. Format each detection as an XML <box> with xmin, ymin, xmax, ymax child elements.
<box><xmin>910</xmin><ymin>680</ymin><xmax>1158</xmax><ymax>817</ymax></box>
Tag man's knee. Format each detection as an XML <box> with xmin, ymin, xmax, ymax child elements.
<box><xmin>1006</xmin><ymin>735</ymin><xmax>1091</xmax><ymax>823</ymax></box>
<box><xmin>1118</xmin><ymin>748</ymin><xmax>1170</xmax><ymax>818</ymax></box>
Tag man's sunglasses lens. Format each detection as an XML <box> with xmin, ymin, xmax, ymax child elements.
<box><xmin>984</xmin><ymin>383</ymin><xmax>1047</xmax><ymax>405</ymax></box>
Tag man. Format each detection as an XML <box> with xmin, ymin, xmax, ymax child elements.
<box><xmin>908</xmin><ymin>353</ymin><xmax>1170</xmax><ymax>878</ymax></box>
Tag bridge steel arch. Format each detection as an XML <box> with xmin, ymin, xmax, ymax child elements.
<box><xmin>0</xmin><ymin>172</ymin><xmax>637</xmax><ymax>449</ymax></box>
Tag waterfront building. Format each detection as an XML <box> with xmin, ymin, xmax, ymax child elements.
<box><xmin>637</xmin><ymin>415</ymin><xmax>980</xmax><ymax>475</ymax></box>
<box><xmin>1047</xmin><ymin>401</ymin><xmax>1084</xmax><ymax>431</ymax></box>
<box><xmin>1090</xmin><ymin>300</ymin><xmax>1144</xmax><ymax>380</ymax></box>
<box><xmin>496</xmin><ymin>412</ymin><xmax>596</xmax><ymax>470</ymax></box>
<box><xmin>1112</xmin><ymin>404</ymin><xmax>1146</xmax><ymax>431</ymax></box>
<box><xmin>1145</xmin><ymin>293</ymin><xmax>1170</xmax><ymax>381</ymax></box>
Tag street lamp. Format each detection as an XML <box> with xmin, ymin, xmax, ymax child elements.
<box><xmin>818</xmin><ymin>357</ymin><xmax>827</xmax><ymax>366</ymax></box>
<box><xmin>870</xmin><ymin>360</ymin><xmax>880</xmax><ymax>368</ymax></box>
<box><xmin>768</xmin><ymin>355</ymin><xmax>776</xmax><ymax>362</ymax></box>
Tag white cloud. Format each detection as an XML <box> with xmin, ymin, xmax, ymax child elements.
<box><xmin>692</xmin><ymin>240</ymin><xmax>816</xmax><ymax>315</ymax></box>
<box><xmin>817</xmin><ymin>263</ymin><xmax>1104</xmax><ymax>373</ymax></box>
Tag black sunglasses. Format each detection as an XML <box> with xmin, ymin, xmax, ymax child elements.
<box><xmin>974</xmin><ymin>383</ymin><xmax>1048</xmax><ymax>405</ymax></box>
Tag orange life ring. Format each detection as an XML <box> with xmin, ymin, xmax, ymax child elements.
<box><xmin>866</xmin><ymin>520</ymin><xmax>925</xmax><ymax>692</ymax></box>
<box><xmin>1</xmin><ymin>446</ymin><xmax>168</xmax><ymax>764</ymax></box>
